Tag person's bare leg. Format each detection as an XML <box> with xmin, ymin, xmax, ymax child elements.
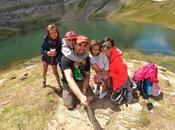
<box><xmin>43</xmin><ymin>61</ymin><xmax>48</xmax><ymax>87</ymax></box>
<box><xmin>102</xmin><ymin>79</ymin><xmax>108</xmax><ymax>92</ymax></box>
<box><xmin>51</xmin><ymin>65</ymin><xmax>61</xmax><ymax>87</ymax></box>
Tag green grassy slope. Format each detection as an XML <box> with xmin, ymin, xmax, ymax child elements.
<box><xmin>108</xmin><ymin>0</ymin><xmax>175</xmax><ymax>30</ymax></box>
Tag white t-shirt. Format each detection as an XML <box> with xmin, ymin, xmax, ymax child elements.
<box><xmin>89</xmin><ymin>53</ymin><xmax>109</xmax><ymax>71</ymax></box>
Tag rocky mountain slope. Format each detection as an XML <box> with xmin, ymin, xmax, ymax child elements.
<box><xmin>1</xmin><ymin>0</ymin><xmax>175</xmax><ymax>39</ymax></box>
<box><xmin>0</xmin><ymin>0</ymin><xmax>123</xmax><ymax>29</ymax></box>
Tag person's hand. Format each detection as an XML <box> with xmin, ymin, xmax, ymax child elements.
<box><xmin>74</xmin><ymin>62</ymin><xmax>80</xmax><ymax>67</ymax></box>
<box><xmin>47</xmin><ymin>51</ymin><xmax>53</xmax><ymax>57</ymax></box>
<box><xmin>50</xmin><ymin>49</ymin><xmax>57</xmax><ymax>56</ymax></box>
<box><xmin>87</xmin><ymin>96</ymin><xmax>95</xmax><ymax>103</ymax></box>
<box><xmin>47</xmin><ymin>49</ymin><xmax>57</xmax><ymax>57</ymax></box>
<box><xmin>92</xmin><ymin>64</ymin><xmax>100</xmax><ymax>72</ymax></box>
<box><xmin>80</xmin><ymin>95</ymin><xmax>89</xmax><ymax>106</ymax></box>
<box><xmin>52</xmin><ymin>50</ymin><xmax>57</xmax><ymax>56</ymax></box>
<box><xmin>81</xmin><ymin>59</ymin><xmax>86</xmax><ymax>64</ymax></box>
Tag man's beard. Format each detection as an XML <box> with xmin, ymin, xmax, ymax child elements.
<box><xmin>75</xmin><ymin>51</ymin><xmax>85</xmax><ymax>56</ymax></box>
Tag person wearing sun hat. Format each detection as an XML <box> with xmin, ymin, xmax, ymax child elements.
<box><xmin>61</xmin><ymin>35</ymin><xmax>94</xmax><ymax>110</ymax></box>
<box><xmin>61</xmin><ymin>31</ymin><xmax>88</xmax><ymax>64</ymax></box>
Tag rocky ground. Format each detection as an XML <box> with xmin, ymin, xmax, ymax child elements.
<box><xmin>0</xmin><ymin>57</ymin><xmax>175</xmax><ymax>130</ymax></box>
<box><xmin>47</xmin><ymin>59</ymin><xmax>175</xmax><ymax>130</ymax></box>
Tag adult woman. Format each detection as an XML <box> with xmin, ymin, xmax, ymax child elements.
<box><xmin>41</xmin><ymin>24</ymin><xmax>62</xmax><ymax>89</ymax></box>
<box><xmin>102</xmin><ymin>37</ymin><xmax>133</xmax><ymax>104</ymax></box>
<box><xmin>102</xmin><ymin>37</ymin><xmax>128</xmax><ymax>92</ymax></box>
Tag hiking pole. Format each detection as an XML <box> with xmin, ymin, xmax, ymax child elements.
<box><xmin>85</xmin><ymin>105</ymin><xmax>103</xmax><ymax>130</ymax></box>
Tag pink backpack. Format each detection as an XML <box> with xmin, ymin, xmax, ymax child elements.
<box><xmin>133</xmin><ymin>63</ymin><xmax>158</xmax><ymax>83</ymax></box>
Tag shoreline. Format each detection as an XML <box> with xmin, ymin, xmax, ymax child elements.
<box><xmin>109</xmin><ymin>17</ymin><xmax>175</xmax><ymax>31</ymax></box>
<box><xmin>0</xmin><ymin>49</ymin><xmax>174</xmax><ymax>75</ymax></box>
<box><xmin>1</xmin><ymin>15</ymin><xmax>175</xmax><ymax>40</ymax></box>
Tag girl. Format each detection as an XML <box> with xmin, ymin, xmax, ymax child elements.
<box><xmin>41</xmin><ymin>24</ymin><xmax>62</xmax><ymax>91</ymax></box>
<box><xmin>89</xmin><ymin>39</ymin><xmax>109</xmax><ymax>99</ymax></box>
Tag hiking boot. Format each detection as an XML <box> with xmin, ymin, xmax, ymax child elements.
<box><xmin>56</xmin><ymin>85</ymin><xmax>63</xmax><ymax>93</ymax></box>
<box><xmin>99</xmin><ymin>91</ymin><xmax>108</xmax><ymax>99</ymax></box>
<box><xmin>94</xmin><ymin>89</ymin><xmax>100</xmax><ymax>96</ymax></box>
<box><xmin>43</xmin><ymin>81</ymin><xmax>46</xmax><ymax>88</ymax></box>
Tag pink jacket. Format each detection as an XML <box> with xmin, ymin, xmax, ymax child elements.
<box><xmin>133</xmin><ymin>63</ymin><xmax>158</xmax><ymax>83</ymax></box>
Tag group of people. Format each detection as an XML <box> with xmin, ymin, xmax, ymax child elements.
<box><xmin>41</xmin><ymin>24</ymin><xmax>131</xmax><ymax>110</ymax></box>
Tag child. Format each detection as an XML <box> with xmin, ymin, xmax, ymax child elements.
<box><xmin>89</xmin><ymin>39</ymin><xmax>109</xmax><ymax>99</ymax></box>
<box><xmin>41</xmin><ymin>24</ymin><xmax>62</xmax><ymax>91</ymax></box>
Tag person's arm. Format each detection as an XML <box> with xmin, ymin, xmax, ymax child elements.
<box><xmin>62</xmin><ymin>55</ymin><xmax>88</xmax><ymax>106</ymax></box>
<box><xmin>103</xmin><ymin>55</ymin><xmax>109</xmax><ymax>71</ymax></box>
<box><xmin>62</xmin><ymin>39</ymin><xmax>83</xmax><ymax>62</ymax></box>
<box><xmin>41</xmin><ymin>37</ymin><xmax>48</xmax><ymax>56</ymax></box>
<box><xmin>41</xmin><ymin>36</ymin><xmax>54</xmax><ymax>57</ymax></box>
<box><xmin>82</xmin><ymin>71</ymin><xmax>90</xmax><ymax>95</ymax></box>
<box><xmin>82</xmin><ymin>57</ymin><xmax>91</xmax><ymax>95</ymax></box>
<box><xmin>111</xmin><ymin>58</ymin><xmax>128</xmax><ymax>91</ymax></box>
<box><xmin>64</xmin><ymin>69</ymin><xmax>88</xmax><ymax>106</ymax></box>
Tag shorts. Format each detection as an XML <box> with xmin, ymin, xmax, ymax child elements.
<box><xmin>42</xmin><ymin>55</ymin><xmax>58</xmax><ymax>65</ymax></box>
<box><xmin>62</xmin><ymin>81</ymin><xmax>94</xmax><ymax>107</ymax></box>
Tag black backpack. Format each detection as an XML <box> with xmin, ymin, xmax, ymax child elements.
<box><xmin>110</xmin><ymin>78</ymin><xmax>134</xmax><ymax>106</ymax></box>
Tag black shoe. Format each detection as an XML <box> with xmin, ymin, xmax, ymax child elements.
<box><xmin>43</xmin><ymin>81</ymin><xmax>46</xmax><ymax>88</ymax></box>
<box><xmin>147</xmin><ymin>102</ymin><xmax>153</xmax><ymax>110</ymax></box>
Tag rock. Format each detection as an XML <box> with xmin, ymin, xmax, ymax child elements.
<box><xmin>127</xmin><ymin>103</ymin><xmax>143</xmax><ymax>113</ymax></box>
<box><xmin>130</xmin><ymin>128</ymin><xmax>138</xmax><ymax>130</ymax></box>
<box><xmin>166</xmin><ymin>71</ymin><xmax>175</xmax><ymax>77</ymax></box>
<box><xmin>0</xmin><ymin>107</ymin><xmax>4</xmax><ymax>113</ymax></box>
<box><xmin>0</xmin><ymin>101</ymin><xmax>10</xmax><ymax>106</ymax></box>
<box><xmin>157</xmin><ymin>65</ymin><xmax>167</xmax><ymax>72</ymax></box>
<box><xmin>20</xmin><ymin>77</ymin><xmax>27</xmax><ymax>80</ymax></box>
<box><xmin>152</xmin><ymin>101</ymin><xmax>161</xmax><ymax>107</ymax></box>
<box><xmin>24</xmin><ymin>73</ymin><xmax>28</xmax><ymax>76</ymax></box>
<box><xmin>158</xmin><ymin>73</ymin><xmax>168</xmax><ymax>81</ymax></box>
<box><xmin>168</xmin><ymin>77</ymin><xmax>175</xmax><ymax>85</ymax></box>
<box><xmin>127</xmin><ymin>62</ymin><xmax>134</xmax><ymax>76</ymax></box>
<box><xmin>170</xmin><ymin>91</ymin><xmax>175</xmax><ymax>96</ymax></box>
<box><xmin>0</xmin><ymin>78</ymin><xmax>7</xmax><ymax>85</ymax></box>
<box><xmin>116</xmin><ymin>124</ymin><xmax>128</xmax><ymax>130</ymax></box>
<box><xmin>130</xmin><ymin>60</ymin><xmax>148</xmax><ymax>65</ymax></box>
<box><xmin>48</xmin><ymin>105</ymin><xmax>93</xmax><ymax>130</ymax></box>
<box><xmin>10</xmin><ymin>76</ymin><xmax>16</xmax><ymax>80</ymax></box>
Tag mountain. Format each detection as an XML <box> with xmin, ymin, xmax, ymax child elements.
<box><xmin>1</xmin><ymin>0</ymin><xmax>175</xmax><ymax>39</ymax></box>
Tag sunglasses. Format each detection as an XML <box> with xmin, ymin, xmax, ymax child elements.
<box><xmin>102</xmin><ymin>42</ymin><xmax>112</xmax><ymax>49</ymax></box>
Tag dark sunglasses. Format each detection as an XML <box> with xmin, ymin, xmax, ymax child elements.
<box><xmin>102</xmin><ymin>42</ymin><xmax>112</xmax><ymax>49</ymax></box>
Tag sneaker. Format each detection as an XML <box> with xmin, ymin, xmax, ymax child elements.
<box><xmin>43</xmin><ymin>81</ymin><xmax>46</xmax><ymax>88</ymax></box>
<box><xmin>56</xmin><ymin>85</ymin><xmax>63</xmax><ymax>93</ymax></box>
<box><xmin>94</xmin><ymin>88</ymin><xmax>100</xmax><ymax>96</ymax></box>
<box><xmin>99</xmin><ymin>91</ymin><xmax>108</xmax><ymax>99</ymax></box>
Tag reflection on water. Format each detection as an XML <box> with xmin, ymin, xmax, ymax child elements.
<box><xmin>135</xmin><ymin>25</ymin><xmax>174</xmax><ymax>54</ymax></box>
<box><xmin>0</xmin><ymin>20</ymin><xmax>175</xmax><ymax>68</ymax></box>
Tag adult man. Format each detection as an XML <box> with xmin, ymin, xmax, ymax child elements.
<box><xmin>61</xmin><ymin>35</ymin><xmax>94</xmax><ymax>110</ymax></box>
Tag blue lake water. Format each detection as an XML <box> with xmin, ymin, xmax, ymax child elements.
<box><xmin>0</xmin><ymin>20</ymin><xmax>175</xmax><ymax>68</ymax></box>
